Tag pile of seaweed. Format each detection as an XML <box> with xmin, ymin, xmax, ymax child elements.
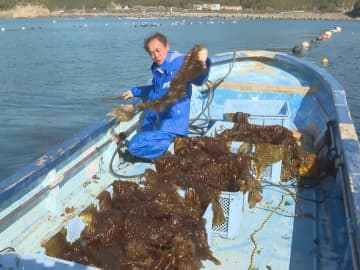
<box><xmin>149</xmin><ymin>136</ymin><xmax>260</xmax><ymax>226</ymax></box>
<box><xmin>219</xmin><ymin>112</ymin><xmax>319</xmax><ymax>180</ymax></box>
<box><xmin>148</xmin><ymin>112</ymin><xmax>318</xmax><ymax>224</ymax></box>
<box><xmin>44</xmin><ymin>181</ymin><xmax>220</xmax><ymax>270</ymax></box>
<box><xmin>44</xmin><ymin>112</ymin><xmax>320</xmax><ymax>270</ymax></box>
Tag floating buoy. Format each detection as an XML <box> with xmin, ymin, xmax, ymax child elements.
<box><xmin>302</xmin><ymin>41</ymin><xmax>310</xmax><ymax>49</ymax></box>
<box><xmin>325</xmin><ymin>31</ymin><xmax>332</xmax><ymax>37</ymax></box>
<box><xmin>321</xmin><ymin>57</ymin><xmax>329</xmax><ymax>66</ymax></box>
<box><xmin>292</xmin><ymin>45</ymin><xmax>302</xmax><ymax>55</ymax></box>
<box><xmin>292</xmin><ymin>27</ymin><xmax>342</xmax><ymax>58</ymax></box>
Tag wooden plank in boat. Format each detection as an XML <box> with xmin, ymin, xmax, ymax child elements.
<box><xmin>218</xmin><ymin>81</ymin><xmax>310</xmax><ymax>94</ymax></box>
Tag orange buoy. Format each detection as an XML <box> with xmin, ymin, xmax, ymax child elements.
<box><xmin>325</xmin><ymin>31</ymin><xmax>332</xmax><ymax>37</ymax></box>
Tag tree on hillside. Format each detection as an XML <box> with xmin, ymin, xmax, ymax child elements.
<box><xmin>353</xmin><ymin>0</ymin><xmax>360</xmax><ymax>16</ymax></box>
<box><xmin>345</xmin><ymin>0</ymin><xmax>360</xmax><ymax>17</ymax></box>
<box><xmin>0</xmin><ymin>0</ymin><xmax>15</xmax><ymax>9</ymax></box>
<box><xmin>0</xmin><ymin>0</ymin><xmax>355</xmax><ymax>11</ymax></box>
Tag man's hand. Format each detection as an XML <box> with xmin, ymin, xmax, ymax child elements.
<box><xmin>121</xmin><ymin>90</ymin><xmax>133</xmax><ymax>100</ymax></box>
<box><xmin>198</xmin><ymin>47</ymin><xmax>208</xmax><ymax>64</ymax></box>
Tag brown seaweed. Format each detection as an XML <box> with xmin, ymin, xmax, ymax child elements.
<box><xmin>150</xmin><ymin>136</ymin><xmax>262</xmax><ymax>222</ymax></box>
<box><xmin>107</xmin><ymin>104</ymin><xmax>136</xmax><ymax>121</ymax></box>
<box><xmin>44</xmin><ymin>112</ymin><xmax>322</xmax><ymax>270</ymax></box>
<box><xmin>219</xmin><ymin>112</ymin><xmax>320</xmax><ymax>179</ymax></box>
<box><xmin>145</xmin><ymin>114</ymin><xmax>320</xmax><ymax>216</ymax></box>
<box><xmin>44</xmin><ymin>181</ymin><xmax>220</xmax><ymax>270</ymax></box>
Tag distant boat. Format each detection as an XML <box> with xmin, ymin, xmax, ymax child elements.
<box><xmin>134</xmin><ymin>22</ymin><xmax>162</xmax><ymax>27</ymax></box>
<box><xmin>1</xmin><ymin>50</ymin><xmax>359</xmax><ymax>270</ymax></box>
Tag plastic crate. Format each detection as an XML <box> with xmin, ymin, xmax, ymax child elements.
<box><xmin>258</xmin><ymin>160</ymin><xmax>282</xmax><ymax>183</ymax></box>
<box><xmin>203</xmin><ymin>191</ymin><xmax>244</xmax><ymax>240</ymax></box>
<box><xmin>223</xmin><ymin>99</ymin><xmax>290</xmax><ymax>127</ymax></box>
<box><xmin>212</xmin><ymin>191</ymin><xmax>244</xmax><ymax>238</ymax></box>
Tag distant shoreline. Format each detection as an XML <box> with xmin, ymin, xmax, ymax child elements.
<box><xmin>0</xmin><ymin>5</ymin><xmax>359</xmax><ymax>21</ymax></box>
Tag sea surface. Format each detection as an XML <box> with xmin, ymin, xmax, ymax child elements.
<box><xmin>0</xmin><ymin>17</ymin><xmax>359</xmax><ymax>180</ymax></box>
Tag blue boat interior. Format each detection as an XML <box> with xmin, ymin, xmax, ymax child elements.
<box><xmin>0</xmin><ymin>51</ymin><xmax>358</xmax><ymax>270</ymax></box>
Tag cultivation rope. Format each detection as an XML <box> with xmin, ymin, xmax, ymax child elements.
<box><xmin>248</xmin><ymin>194</ymin><xmax>285</xmax><ymax>270</ymax></box>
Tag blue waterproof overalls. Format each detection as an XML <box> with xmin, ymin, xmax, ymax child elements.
<box><xmin>127</xmin><ymin>50</ymin><xmax>211</xmax><ymax>159</ymax></box>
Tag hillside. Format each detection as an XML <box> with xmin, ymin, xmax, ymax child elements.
<box><xmin>0</xmin><ymin>6</ymin><xmax>355</xmax><ymax>20</ymax></box>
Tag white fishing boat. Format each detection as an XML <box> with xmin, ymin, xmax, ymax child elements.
<box><xmin>1</xmin><ymin>50</ymin><xmax>359</xmax><ymax>270</ymax></box>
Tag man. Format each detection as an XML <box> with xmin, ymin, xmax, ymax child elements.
<box><xmin>121</xmin><ymin>32</ymin><xmax>211</xmax><ymax>161</ymax></box>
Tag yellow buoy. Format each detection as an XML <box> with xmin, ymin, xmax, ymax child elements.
<box><xmin>321</xmin><ymin>57</ymin><xmax>329</xmax><ymax>66</ymax></box>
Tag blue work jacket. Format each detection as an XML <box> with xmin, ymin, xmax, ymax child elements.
<box><xmin>130</xmin><ymin>50</ymin><xmax>211</xmax><ymax>136</ymax></box>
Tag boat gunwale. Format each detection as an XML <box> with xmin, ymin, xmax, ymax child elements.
<box><xmin>0</xmin><ymin>116</ymin><xmax>117</xmax><ymax>204</ymax></box>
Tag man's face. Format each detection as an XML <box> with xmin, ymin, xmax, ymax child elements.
<box><xmin>147</xmin><ymin>38</ymin><xmax>169</xmax><ymax>66</ymax></box>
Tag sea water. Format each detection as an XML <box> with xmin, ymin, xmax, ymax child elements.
<box><xmin>0</xmin><ymin>17</ymin><xmax>359</xmax><ymax>180</ymax></box>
